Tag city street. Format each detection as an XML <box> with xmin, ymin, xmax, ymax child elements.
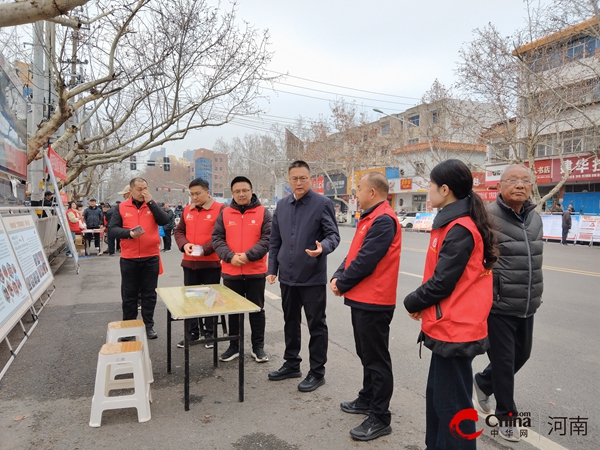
<box><xmin>0</xmin><ymin>225</ymin><xmax>597</xmax><ymax>449</ymax></box>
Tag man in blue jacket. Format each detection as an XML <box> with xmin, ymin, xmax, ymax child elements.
<box><xmin>267</xmin><ymin>160</ymin><xmax>340</xmax><ymax>392</ymax></box>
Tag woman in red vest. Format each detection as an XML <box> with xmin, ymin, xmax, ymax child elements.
<box><xmin>404</xmin><ymin>159</ymin><xmax>498</xmax><ymax>450</ymax></box>
<box><xmin>65</xmin><ymin>201</ymin><xmax>83</xmax><ymax>257</ymax></box>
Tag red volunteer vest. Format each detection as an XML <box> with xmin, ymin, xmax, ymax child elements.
<box><xmin>67</xmin><ymin>208</ymin><xmax>82</xmax><ymax>233</ymax></box>
<box><xmin>421</xmin><ymin>216</ymin><xmax>492</xmax><ymax>343</ymax></box>
<box><xmin>182</xmin><ymin>202</ymin><xmax>221</xmax><ymax>263</ymax></box>
<box><xmin>343</xmin><ymin>201</ymin><xmax>401</xmax><ymax>306</ymax></box>
<box><xmin>119</xmin><ymin>199</ymin><xmax>160</xmax><ymax>258</ymax></box>
<box><xmin>221</xmin><ymin>205</ymin><xmax>267</xmax><ymax>276</ymax></box>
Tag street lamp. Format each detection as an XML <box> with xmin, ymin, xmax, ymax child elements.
<box><xmin>373</xmin><ymin>108</ymin><xmax>418</xmax><ymax>128</ymax></box>
<box><xmin>247</xmin><ymin>158</ymin><xmax>280</xmax><ymax>202</ymax></box>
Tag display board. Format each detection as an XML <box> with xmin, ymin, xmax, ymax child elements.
<box><xmin>412</xmin><ymin>213</ymin><xmax>436</xmax><ymax>231</ymax></box>
<box><xmin>2</xmin><ymin>214</ymin><xmax>54</xmax><ymax>300</ymax></box>
<box><xmin>541</xmin><ymin>214</ymin><xmax>580</xmax><ymax>241</ymax></box>
<box><xmin>0</xmin><ymin>219</ymin><xmax>33</xmax><ymax>340</ymax></box>
<box><xmin>576</xmin><ymin>215</ymin><xmax>600</xmax><ymax>242</ymax></box>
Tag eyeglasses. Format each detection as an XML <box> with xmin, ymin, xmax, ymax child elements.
<box><xmin>290</xmin><ymin>176</ymin><xmax>310</xmax><ymax>183</ymax></box>
<box><xmin>232</xmin><ymin>189</ymin><xmax>251</xmax><ymax>195</ymax></box>
<box><xmin>500</xmin><ymin>179</ymin><xmax>533</xmax><ymax>186</ymax></box>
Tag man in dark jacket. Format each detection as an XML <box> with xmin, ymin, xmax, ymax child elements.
<box><xmin>161</xmin><ymin>203</ymin><xmax>175</xmax><ymax>252</ymax></box>
<box><xmin>331</xmin><ymin>173</ymin><xmax>401</xmax><ymax>441</ymax></box>
<box><xmin>266</xmin><ymin>160</ymin><xmax>340</xmax><ymax>393</ymax></box>
<box><xmin>212</xmin><ymin>176</ymin><xmax>272</xmax><ymax>363</ymax></box>
<box><xmin>561</xmin><ymin>205</ymin><xmax>572</xmax><ymax>245</ymax></box>
<box><xmin>473</xmin><ymin>165</ymin><xmax>543</xmax><ymax>442</ymax></box>
<box><xmin>83</xmin><ymin>198</ymin><xmax>104</xmax><ymax>251</ymax></box>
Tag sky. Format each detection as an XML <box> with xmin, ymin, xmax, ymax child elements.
<box><xmin>163</xmin><ymin>0</ymin><xmax>547</xmax><ymax>159</ymax></box>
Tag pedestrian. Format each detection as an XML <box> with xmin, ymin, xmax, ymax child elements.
<box><xmin>473</xmin><ymin>164</ymin><xmax>543</xmax><ymax>442</ymax></box>
<box><xmin>404</xmin><ymin>159</ymin><xmax>498</xmax><ymax>450</ymax></box>
<box><xmin>212</xmin><ymin>176</ymin><xmax>272</xmax><ymax>363</ymax></box>
<box><xmin>266</xmin><ymin>160</ymin><xmax>340</xmax><ymax>392</ymax></box>
<box><xmin>108</xmin><ymin>177</ymin><xmax>171</xmax><ymax>340</ymax></box>
<box><xmin>330</xmin><ymin>172</ymin><xmax>401</xmax><ymax>441</ymax></box>
<box><xmin>561</xmin><ymin>204</ymin><xmax>573</xmax><ymax>245</ymax></box>
<box><xmin>83</xmin><ymin>198</ymin><xmax>104</xmax><ymax>252</ymax></box>
<box><xmin>102</xmin><ymin>203</ymin><xmax>112</xmax><ymax>255</ymax></box>
<box><xmin>173</xmin><ymin>178</ymin><xmax>225</xmax><ymax>348</ymax></box>
<box><xmin>161</xmin><ymin>203</ymin><xmax>175</xmax><ymax>252</ymax></box>
<box><xmin>65</xmin><ymin>201</ymin><xmax>83</xmax><ymax>257</ymax></box>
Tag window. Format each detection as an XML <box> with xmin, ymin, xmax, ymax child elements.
<box><xmin>414</xmin><ymin>162</ymin><xmax>425</xmax><ymax>175</ymax></box>
<box><xmin>408</xmin><ymin>115</ymin><xmax>420</xmax><ymax>126</ymax></box>
<box><xmin>562</xmin><ymin>130</ymin><xmax>583</xmax><ymax>153</ymax></box>
<box><xmin>432</xmin><ymin>110</ymin><xmax>438</xmax><ymax>124</ymax></box>
<box><xmin>491</xmin><ymin>143</ymin><xmax>511</xmax><ymax>160</ymax></box>
<box><xmin>380</xmin><ymin>122</ymin><xmax>390</xmax><ymax>136</ymax></box>
<box><xmin>407</xmin><ymin>138</ymin><xmax>419</xmax><ymax>145</ymax></box>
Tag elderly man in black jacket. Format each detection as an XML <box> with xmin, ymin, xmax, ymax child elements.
<box><xmin>473</xmin><ymin>165</ymin><xmax>543</xmax><ymax>442</ymax></box>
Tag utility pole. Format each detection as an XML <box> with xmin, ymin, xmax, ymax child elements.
<box><xmin>27</xmin><ymin>21</ymin><xmax>46</xmax><ymax>206</ymax></box>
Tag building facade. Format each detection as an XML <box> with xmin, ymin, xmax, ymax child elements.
<box><xmin>193</xmin><ymin>148</ymin><xmax>228</xmax><ymax>197</ymax></box>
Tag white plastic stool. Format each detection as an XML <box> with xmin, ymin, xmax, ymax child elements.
<box><xmin>106</xmin><ymin>320</ymin><xmax>154</xmax><ymax>383</ymax></box>
<box><xmin>89</xmin><ymin>341</ymin><xmax>151</xmax><ymax>427</ymax></box>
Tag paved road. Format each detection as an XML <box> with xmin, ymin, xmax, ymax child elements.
<box><xmin>0</xmin><ymin>226</ymin><xmax>597</xmax><ymax>449</ymax></box>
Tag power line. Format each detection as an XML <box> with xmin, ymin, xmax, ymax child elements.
<box><xmin>270</xmin><ymin>81</ymin><xmax>416</xmax><ymax>106</ymax></box>
<box><xmin>263</xmin><ymin>87</ymin><xmax>415</xmax><ymax>108</ymax></box>
<box><xmin>267</xmin><ymin>69</ymin><xmax>421</xmax><ymax>101</ymax></box>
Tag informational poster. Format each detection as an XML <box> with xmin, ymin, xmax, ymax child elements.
<box><xmin>413</xmin><ymin>213</ymin><xmax>436</xmax><ymax>231</ymax></box>
<box><xmin>2</xmin><ymin>214</ymin><xmax>53</xmax><ymax>300</ymax></box>
<box><xmin>541</xmin><ymin>214</ymin><xmax>580</xmax><ymax>241</ymax></box>
<box><xmin>576</xmin><ymin>216</ymin><xmax>600</xmax><ymax>243</ymax></box>
<box><xmin>0</xmin><ymin>220</ymin><xmax>33</xmax><ymax>340</ymax></box>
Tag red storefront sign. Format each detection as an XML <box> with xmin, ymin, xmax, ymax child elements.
<box><xmin>472</xmin><ymin>171</ymin><xmax>486</xmax><ymax>188</ymax></box>
<box><xmin>311</xmin><ymin>176</ymin><xmax>325</xmax><ymax>194</ymax></box>
<box><xmin>551</xmin><ymin>156</ymin><xmax>600</xmax><ymax>182</ymax></box>
<box><xmin>524</xmin><ymin>159</ymin><xmax>552</xmax><ymax>184</ymax></box>
<box><xmin>476</xmin><ymin>190</ymin><xmax>498</xmax><ymax>202</ymax></box>
<box><xmin>400</xmin><ymin>178</ymin><xmax>412</xmax><ymax>190</ymax></box>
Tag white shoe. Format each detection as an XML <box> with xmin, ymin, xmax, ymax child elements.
<box><xmin>473</xmin><ymin>378</ymin><xmax>493</xmax><ymax>414</ymax></box>
<box><xmin>499</xmin><ymin>426</ymin><xmax>520</xmax><ymax>442</ymax></box>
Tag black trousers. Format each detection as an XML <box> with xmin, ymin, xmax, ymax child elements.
<box><xmin>183</xmin><ymin>267</ymin><xmax>221</xmax><ymax>336</ymax></box>
<box><xmin>280</xmin><ymin>284</ymin><xmax>328</xmax><ymax>378</ymax></box>
<box><xmin>107</xmin><ymin>232</ymin><xmax>116</xmax><ymax>255</ymax></box>
<box><xmin>561</xmin><ymin>227</ymin><xmax>569</xmax><ymax>244</ymax></box>
<box><xmin>162</xmin><ymin>232</ymin><xmax>172</xmax><ymax>251</ymax></box>
<box><xmin>224</xmin><ymin>277</ymin><xmax>266</xmax><ymax>350</ymax></box>
<box><xmin>120</xmin><ymin>256</ymin><xmax>160</xmax><ymax>329</ymax></box>
<box><xmin>351</xmin><ymin>307</ymin><xmax>394</xmax><ymax>426</ymax></box>
<box><xmin>475</xmin><ymin>313</ymin><xmax>534</xmax><ymax>418</ymax></box>
<box><xmin>426</xmin><ymin>353</ymin><xmax>476</xmax><ymax>450</ymax></box>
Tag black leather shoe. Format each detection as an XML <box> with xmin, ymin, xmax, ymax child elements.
<box><xmin>268</xmin><ymin>365</ymin><xmax>302</xmax><ymax>381</ymax></box>
<box><xmin>350</xmin><ymin>415</ymin><xmax>392</xmax><ymax>441</ymax></box>
<box><xmin>297</xmin><ymin>374</ymin><xmax>325</xmax><ymax>392</ymax></box>
<box><xmin>146</xmin><ymin>328</ymin><xmax>158</xmax><ymax>340</ymax></box>
<box><xmin>341</xmin><ymin>397</ymin><xmax>372</xmax><ymax>415</ymax></box>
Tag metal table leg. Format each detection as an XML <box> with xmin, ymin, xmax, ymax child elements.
<box><xmin>239</xmin><ymin>313</ymin><xmax>244</xmax><ymax>402</ymax></box>
<box><xmin>184</xmin><ymin>318</ymin><xmax>190</xmax><ymax>411</ymax></box>
<box><xmin>167</xmin><ymin>310</ymin><xmax>172</xmax><ymax>373</ymax></box>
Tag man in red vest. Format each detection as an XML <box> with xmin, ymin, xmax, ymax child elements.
<box><xmin>108</xmin><ymin>177</ymin><xmax>171</xmax><ymax>339</ymax></box>
<box><xmin>212</xmin><ymin>176</ymin><xmax>272</xmax><ymax>363</ymax></box>
<box><xmin>331</xmin><ymin>172</ymin><xmax>402</xmax><ymax>442</ymax></box>
<box><xmin>174</xmin><ymin>177</ymin><xmax>225</xmax><ymax>347</ymax></box>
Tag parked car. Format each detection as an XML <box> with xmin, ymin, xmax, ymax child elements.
<box><xmin>397</xmin><ymin>211</ymin><xmax>418</xmax><ymax>228</ymax></box>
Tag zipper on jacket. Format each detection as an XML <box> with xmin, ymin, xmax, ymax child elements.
<box><xmin>522</xmin><ymin>223</ymin><xmax>532</xmax><ymax>318</ymax></box>
<box><xmin>436</xmin><ymin>303</ymin><xmax>443</xmax><ymax>320</ymax></box>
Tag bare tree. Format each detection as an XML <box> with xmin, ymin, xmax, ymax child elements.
<box><xmin>454</xmin><ymin>0</ymin><xmax>600</xmax><ymax>207</ymax></box>
<box><xmin>214</xmin><ymin>129</ymin><xmax>286</xmax><ymax>202</ymax></box>
<box><xmin>0</xmin><ymin>0</ymin><xmax>90</xmax><ymax>28</ymax></box>
<box><xmin>21</xmin><ymin>0</ymin><xmax>273</xmax><ymax>188</ymax></box>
